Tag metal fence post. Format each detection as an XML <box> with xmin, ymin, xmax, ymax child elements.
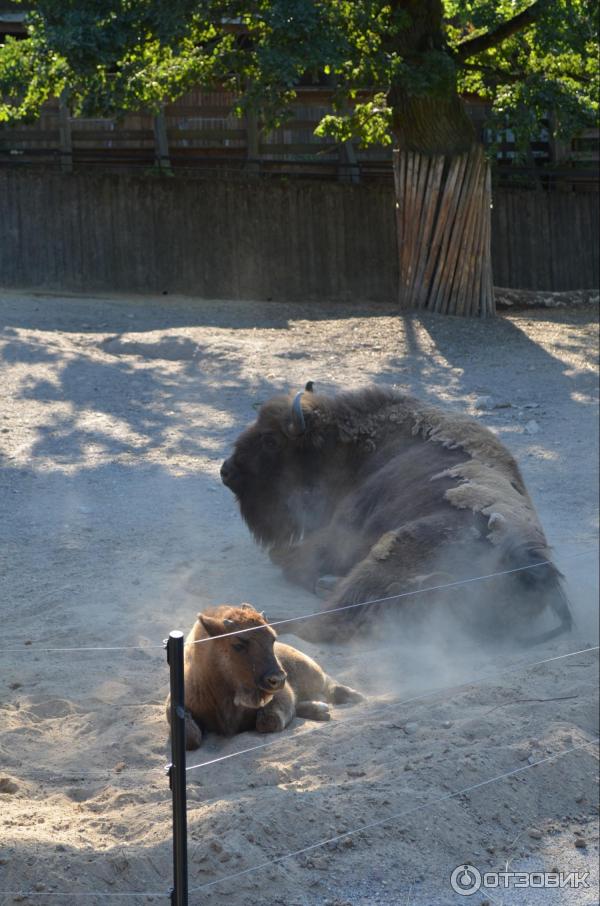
<box><xmin>166</xmin><ymin>631</ymin><xmax>188</xmax><ymax>906</ymax></box>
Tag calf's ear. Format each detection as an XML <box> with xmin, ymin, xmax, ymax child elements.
<box><xmin>199</xmin><ymin>614</ymin><xmax>225</xmax><ymax>637</ymax></box>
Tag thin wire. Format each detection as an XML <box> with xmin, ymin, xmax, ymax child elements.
<box><xmin>3</xmin><ymin>740</ymin><xmax>592</xmax><ymax>902</ymax></box>
<box><xmin>1</xmin><ymin>766</ymin><xmax>165</xmax><ymax>781</ymax></box>
<box><xmin>184</xmin><ymin>643</ymin><xmax>599</xmax><ymax>773</ymax></box>
<box><xmin>0</xmin><ymin>888</ymin><xmax>167</xmax><ymax>899</ymax></box>
<box><xmin>7</xmin><ymin>645</ymin><xmax>597</xmax><ymax>784</ymax></box>
<box><xmin>0</xmin><ymin>640</ymin><xmax>166</xmax><ymax>654</ymax></box>
<box><xmin>187</xmin><ymin>549</ymin><xmax>597</xmax><ymax>645</ymax></box>
<box><xmin>0</xmin><ymin>546</ymin><xmax>595</xmax><ymax>654</ymax></box>
<box><xmin>188</xmin><ymin>738</ymin><xmax>599</xmax><ymax>893</ymax></box>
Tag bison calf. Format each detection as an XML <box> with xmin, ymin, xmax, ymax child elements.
<box><xmin>167</xmin><ymin>604</ymin><xmax>363</xmax><ymax>750</ymax></box>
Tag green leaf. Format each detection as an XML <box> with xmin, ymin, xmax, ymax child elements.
<box><xmin>0</xmin><ymin>0</ymin><xmax>596</xmax><ymax>150</ymax></box>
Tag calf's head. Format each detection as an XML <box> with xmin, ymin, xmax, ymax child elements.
<box><xmin>197</xmin><ymin>604</ymin><xmax>287</xmax><ymax>709</ymax></box>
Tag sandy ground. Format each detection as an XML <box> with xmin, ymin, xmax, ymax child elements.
<box><xmin>0</xmin><ymin>289</ymin><xmax>598</xmax><ymax>906</ymax></box>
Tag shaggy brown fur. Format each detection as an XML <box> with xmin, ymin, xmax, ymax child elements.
<box><xmin>221</xmin><ymin>385</ymin><xmax>572</xmax><ymax>643</ymax></box>
<box><xmin>167</xmin><ymin>604</ymin><xmax>363</xmax><ymax>750</ymax></box>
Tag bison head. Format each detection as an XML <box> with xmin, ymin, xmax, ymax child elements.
<box><xmin>198</xmin><ymin>604</ymin><xmax>287</xmax><ymax>710</ymax></box>
<box><xmin>221</xmin><ymin>383</ymin><xmax>332</xmax><ymax>547</ymax></box>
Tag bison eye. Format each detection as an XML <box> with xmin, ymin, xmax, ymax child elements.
<box><xmin>232</xmin><ymin>641</ymin><xmax>247</xmax><ymax>652</ymax></box>
<box><xmin>260</xmin><ymin>433</ymin><xmax>281</xmax><ymax>451</ymax></box>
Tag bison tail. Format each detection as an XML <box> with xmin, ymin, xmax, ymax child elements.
<box><xmin>520</xmin><ymin>578</ymin><xmax>574</xmax><ymax>647</ymax></box>
<box><xmin>513</xmin><ymin>547</ymin><xmax>575</xmax><ymax>646</ymax></box>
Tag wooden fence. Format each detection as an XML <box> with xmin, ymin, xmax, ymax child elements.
<box><xmin>0</xmin><ymin>170</ymin><xmax>597</xmax><ymax>300</ymax></box>
<box><xmin>2</xmin><ymin>89</ymin><xmax>531</xmax><ymax>181</ymax></box>
<box><xmin>0</xmin><ymin>87</ymin><xmax>387</xmax><ymax>178</ymax></box>
<box><xmin>491</xmin><ymin>190</ymin><xmax>599</xmax><ymax>291</ymax></box>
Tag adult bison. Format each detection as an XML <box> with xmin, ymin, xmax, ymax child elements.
<box><xmin>221</xmin><ymin>385</ymin><xmax>572</xmax><ymax>643</ymax></box>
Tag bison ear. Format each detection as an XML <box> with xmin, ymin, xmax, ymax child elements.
<box><xmin>199</xmin><ymin>614</ymin><xmax>225</xmax><ymax>637</ymax></box>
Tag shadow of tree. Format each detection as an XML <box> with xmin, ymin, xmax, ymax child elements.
<box><xmin>0</xmin><ymin>330</ymin><xmax>61</xmax><ymax>364</ymax></box>
<box><xmin>376</xmin><ymin>309</ymin><xmax>599</xmax><ymax>410</ymax></box>
<box><xmin>6</xmin><ymin>332</ymin><xmax>283</xmax><ymax>465</ymax></box>
<box><xmin>1</xmin><ymin>294</ymin><xmax>598</xmax><ymax>906</ymax></box>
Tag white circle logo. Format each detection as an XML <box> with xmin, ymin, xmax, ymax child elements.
<box><xmin>450</xmin><ymin>864</ymin><xmax>482</xmax><ymax>896</ymax></box>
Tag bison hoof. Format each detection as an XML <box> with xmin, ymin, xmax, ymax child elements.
<box><xmin>296</xmin><ymin>700</ymin><xmax>331</xmax><ymax>722</ymax></box>
<box><xmin>185</xmin><ymin>714</ymin><xmax>203</xmax><ymax>750</ymax></box>
<box><xmin>330</xmin><ymin>683</ymin><xmax>365</xmax><ymax>705</ymax></box>
<box><xmin>256</xmin><ymin>710</ymin><xmax>286</xmax><ymax>734</ymax></box>
<box><xmin>315</xmin><ymin>575</ymin><xmax>339</xmax><ymax>598</ymax></box>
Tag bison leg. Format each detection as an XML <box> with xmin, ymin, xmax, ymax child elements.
<box><xmin>184</xmin><ymin>711</ymin><xmax>203</xmax><ymax>750</ymax></box>
<box><xmin>270</xmin><ymin>525</ymin><xmax>367</xmax><ymax>594</ymax></box>
<box><xmin>269</xmin><ymin>538</ymin><xmax>326</xmax><ymax>592</ymax></box>
<box><xmin>295</xmin><ymin>700</ymin><xmax>331</xmax><ymax>721</ymax></box>
<box><xmin>325</xmin><ymin>679</ymin><xmax>365</xmax><ymax>705</ymax></box>
<box><xmin>315</xmin><ymin>575</ymin><xmax>340</xmax><ymax>598</ymax></box>
<box><xmin>166</xmin><ymin>694</ymin><xmax>203</xmax><ymax>750</ymax></box>
<box><xmin>255</xmin><ymin>683</ymin><xmax>295</xmax><ymax>733</ymax></box>
<box><xmin>284</xmin><ymin>516</ymin><xmax>464</xmax><ymax>642</ymax></box>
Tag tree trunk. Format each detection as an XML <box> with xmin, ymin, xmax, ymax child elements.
<box><xmin>393</xmin><ymin>144</ymin><xmax>495</xmax><ymax>317</ymax></box>
<box><xmin>387</xmin><ymin>1</ymin><xmax>496</xmax><ymax>316</ymax></box>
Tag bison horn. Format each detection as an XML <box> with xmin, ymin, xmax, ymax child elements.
<box><xmin>223</xmin><ymin>618</ymin><xmax>235</xmax><ymax>629</ymax></box>
<box><xmin>304</xmin><ymin>381</ymin><xmax>315</xmax><ymax>393</ymax></box>
<box><xmin>291</xmin><ymin>391</ymin><xmax>306</xmax><ymax>435</ymax></box>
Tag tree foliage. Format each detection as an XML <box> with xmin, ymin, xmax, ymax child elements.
<box><xmin>1</xmin><ymin>0</ymin><xmax>597</xmax><ymax>150</ymax></box>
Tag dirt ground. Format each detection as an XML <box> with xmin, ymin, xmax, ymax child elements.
<box><xmin>0</xmin><ymin>289</ymin><xmax>598</xmax><ymax>906</ymax></box>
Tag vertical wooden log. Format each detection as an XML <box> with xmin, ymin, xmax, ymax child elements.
<box><xmin>400</xmin><ymin>152</ymin><xmax>416</xmax><ymax>306</ymax></box>
<box><xmin>419</xmin><ymin>155</ymin><xmax>462</xmax><ymax>308</ymax></box>
<box><xmin>403</xmin><ymin>152</ymin><xmax>415</xmax><ymax>297</ymax></box>
<box><xmin>406</xmin><ymin>153</ymin><xmax>430</xmax><ymax>303</ymax></box>
<box><xmin>411</xmin><ymin>155</ymin><xmax>444</xmax><ymax>309</ymax></box>
<box><xmin>481</xmin><ymin>163</ymin><xmax>494</xmax><ymax>316</ymax></box>
<box><xmin>430</xmin><ymin>153</ymin><xmax>470</xmax><ymax>313</ymax></box>
<box><xmin>394</xmin><ymin>146</ymin><xmax>495</xmax><ymax>317</ymax></box>
<box><xmin>464</xmin><ymin>169</ymin><xmax>487</xmax><ymax>318</ymax></box>
<box><xmin>443</xmin><ymin>147</ymin><xmax>483</xmax><ymax>314</ymax></box>
<box><xmin>448</xmin><ymin>147</ymin><xmax>484</xmax><ymax>316</ymax></box>
<box><xmin>392</xmin><ymin>150</ymin><xmax>406</xmax><ymax>308</ymax></box>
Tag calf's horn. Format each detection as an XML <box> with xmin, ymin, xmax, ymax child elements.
<box><xmin>291</xmin><ymin>391</ymin><xmax>306</xmax><ymax>434</ymax></box>
<box><xmin>223</xmin><ymin>618</ymin><xmax>235</xmax><ymax>628</ymax></box>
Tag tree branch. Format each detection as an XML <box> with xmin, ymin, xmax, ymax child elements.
<box><xmin>455</xmin><ymin>2</ymin><xmax>542</xmax><ymax>62</ymax></box>
<box><xmin>462</xmin><ymin>60</ymin><xmax>593</xmax><ymax>88</ymax></box>
<box><xmin>460</xmin><ymin>61</ymin><xmax>525</xmax><ymax>84</ymax></box>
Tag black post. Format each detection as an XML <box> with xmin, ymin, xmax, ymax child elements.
<box><xmin>166</xmin><ymin>630</ymin><xmax>188</xmax><ymax>906</ymax></box>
